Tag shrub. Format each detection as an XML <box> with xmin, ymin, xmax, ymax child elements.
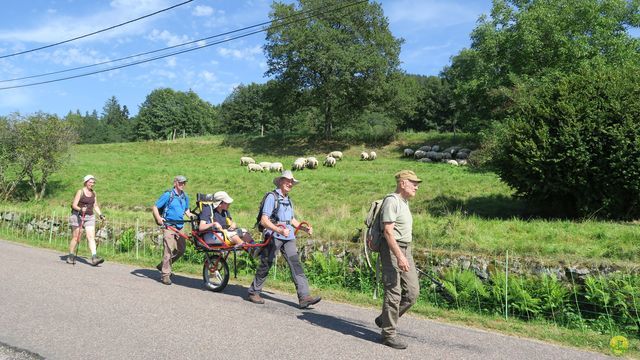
<box><xmin>487</xmin><ymin>61</ymin><xmax>640</xmax><ymax>218</ymax></box>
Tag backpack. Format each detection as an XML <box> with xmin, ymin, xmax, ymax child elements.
<box><xmin>364</xmin><ymin>194</ymin><xmax>397</xmax><ymax>252</ymax></box>
<box><xmin>194</xmin><ymin>193</ymin><xmax>215</xmax><ymax>215</ymax></box>
<box><xmin>254</xmin><ymin>191</ymin><xmax>282</xmax><ymax>232</ymax></box>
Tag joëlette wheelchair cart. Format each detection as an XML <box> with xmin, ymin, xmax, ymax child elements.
<box><xmin>163</xmin><ymin>213</ymin><xmax>310</xmax><ymax>293</ymax></box>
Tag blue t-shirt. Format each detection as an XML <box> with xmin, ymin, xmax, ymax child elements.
<box><xmin>155</xmin><ymin>189</ymin><xmax>189</xmax><ymax>229</ymax></box>
<box><xmin>262</xmin><ymin>189</ymin><xmax>295</xmax><ymax>240</ymax></box>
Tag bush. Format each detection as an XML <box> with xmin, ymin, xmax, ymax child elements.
<box><xmin>486</xmin><ymin>61</ymin><xmax>640</xmax><ymax>219</ymax></box>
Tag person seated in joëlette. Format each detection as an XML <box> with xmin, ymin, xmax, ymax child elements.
<box><xmin>198</xmin><ymin>191</ymin><xmax>255</xmax><ymax>247</ymax></box>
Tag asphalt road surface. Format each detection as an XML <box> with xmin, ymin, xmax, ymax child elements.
<box><xmin>0</xmin><ymin>240</ymin><xmax>612</xmax><ymax>360</ymax></box>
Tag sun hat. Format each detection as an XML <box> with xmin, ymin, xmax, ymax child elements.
<box><xmin>273</xmin><ymin>170</ymin><xmax>300</xmax><ymax>186</ymax></box>
<box><xmin>83</xmin><ymin>174</ymin><xmax>95</xmax><ymax>183</ymax></box>
<box><xmin>212</xmin><ymin>191</ymin><xmax>234</xmax><ymax>208</ymax></box>
<box><xmin>395</xmin><ymin>170</ymin><xmax>422</xmax><ymax>183</ymax></box>
<box><xmin>174</xmin><ymin>175</ymin><xmax>188</xmax><ymax>183</ymax></box>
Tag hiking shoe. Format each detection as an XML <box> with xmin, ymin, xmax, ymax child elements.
<box><xmin>382</xmin><ymin>336</ymin><xmax>407</xmax><ymax>350</ymax></box>
<box><xmin>91</xmin><ymin>256</ymin><xmax>104</xmax><ymax>266</ymax></box>
<box><xmin>161</xmin><ymin>275</ymin><xmax>172</xmax><ymax>285</ymax></box>
<box><xmin>299</xmin><ymin>295</ymin><xmax>321</xmax><ymax>309</ymax></box>
<box><xmin>247</xmin><ymin>293</ymin><xmax>265</xmax><ymax>304</ymax></box>
<box><xmin>375</xmin><ymin>316</ymin><xmax>383</xmax><ymax>328</ymax></box>
<box><xmin>66</xmin><ymin>254</ymin><xmax>75</xmax><ymax>265</ymax></box>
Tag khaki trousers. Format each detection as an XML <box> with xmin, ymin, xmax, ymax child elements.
<box><xmin>161</xmin><ymin>229</ymin><xmax>186</xmax><ymax>277</ymax></box>
<box><xmin>379</xmin><ymin>241</ymin><xmax>420</xmax><ymax>339</ymax></box>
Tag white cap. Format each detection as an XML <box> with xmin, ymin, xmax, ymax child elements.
<box><xmin>83</xmin><ymin>175</ymin><xmax>95</xmax><ymax>183</ymax></box>
<box><xmin>212</xmin><ymin>191</ymin><xmax>234</xmax><ymax>208</ymax></box>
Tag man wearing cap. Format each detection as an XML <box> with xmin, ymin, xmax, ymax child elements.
<box><xmin>198</xmin><ymin>191</ymin><xmax>255</xmax><ymax>247</ymax></box>
<box><xmin>152</xmin><ymin>175</ymin><xmax>194</xmax><ymax>285</ymax></box>
<box><xmin>247</xmin><ymin>170</ymin><xmax>322</xmax><ymax>309</ymax></box>
<box><xmin>374</xmin><ymin>170</ymin><xmax>422</xmax><ymax>350</ymax></box>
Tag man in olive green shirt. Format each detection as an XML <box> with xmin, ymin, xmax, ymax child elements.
<box><xmin>375</xmin><ymin>170</ymin><xmax>422</xmax><ymax>350</ymax></box>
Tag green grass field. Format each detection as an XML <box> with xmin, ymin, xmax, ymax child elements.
<box><xmin>6</xmin><ymin>132</ymin><xmax>639</xmax><ymax>265</ymax></box>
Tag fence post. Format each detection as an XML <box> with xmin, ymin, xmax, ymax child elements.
<box><xmin>505</xmin><ymin>250</ymin><xmax>509</xmax><ymax>321</ymax></box>
<box><xmin>49</xmin><ymin>211</ymin><xmax>55</xmax><ymax>244</ymax></box>
<box><xmin>135</xmin><ymin>218</ymin><xmax>140</xmax><ymax>260</ymax></box>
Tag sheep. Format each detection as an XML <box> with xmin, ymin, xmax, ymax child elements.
<box><xmin>417</xmin><ymin>158</ymin><xmax>432</xmax><ymax>163</ymax></box>
<box><xmin>247</xmin><ymin>163</ymin><xmax>264</xmax><ymax>172</ymax></box>
<box><xmin>328</xmin><ymin>151</ymin><xmax>343</xmax><ymax>160</ymax></box>
<box><xmin>369</xmin><ymin>151</ymin><xmax>377</xmax><ymax>160</ymax></box>
<box><xmin>456</xmin><ymin>152</ymin><xmax>469</xmax><ymax>160</ymax></box>
<box><xmin>324</xmin><ymin>156</ymin><xmax>337</xmax><ymax>167</ymax></box>
<box><xmin>269</xmin><ymin>162</ymin><xmax>284</xmax><ymax>172</ymax></box>
<box><xmin>258</xmin><ymin>161</ymin><xmax>272</xmax><ymax>169</ymax></box>
<box><xmin>431</xmin><ymin>145</ymin><xmax>440</xmax><ymax>152</ymax></box>
<box><xmin>446</xmin><ymin>159</ymin><xmax>459</xmax><ymax>166</ymax></box>
<box><xmin>418</xmin><ymin>145</ymin><xmax>431</xmax><ymax>152</ymax></box>
<box><xmin>403</xmin><ymin>148</ymin><xmax>414</xmax><ymax>157</ymax></box>
<box><xmin>360</xmin><ymin>152</ymin><xmax>369</xmax><ymax>161</ymax></box>
<box><xmin>458</xmin><ymin>159</ymin><xmax>468</xmax><ymax>166</ymax></box>
<box><xmin>240</xmin><ymin>156</ymin><xmax>255</xmax><ymax>166</ymax></box>
<box><xmin>414</xmin><ymin>150</ymin><xmax>427</xmax><ymax>159</ymax></box>
<box><xmin>306</xmin><ymin>157</ymin><xmax>319</xmax><ymax>169</ymax></box>
<box><xmin>292</xmin><ymin>158</ymin><xmax>307</xmax><ymax>171</ymax></box>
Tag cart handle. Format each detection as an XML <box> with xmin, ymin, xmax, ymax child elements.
<box><xmin>294</xmin><ymin>221</ymin><xmax>312</xmax><ymax>236</ymax></box>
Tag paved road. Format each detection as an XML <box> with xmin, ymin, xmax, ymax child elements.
<box><xmin>0</xmin><ymin>240</ymin><xmax>612</xmax><ymax>360</ymax></box>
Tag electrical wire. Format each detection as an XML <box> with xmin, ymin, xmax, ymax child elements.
<box><xmin>0</xmin><ymin>0</ymin><xmax>194</xmax><ymax>59</ymax></box>
<box><xmin>0</xmin><ymin>0</ymin><xmax>365</xmax><ymax>84</ymax></box>
<box><xmin>0</xmin><ymin>0</ymin><xmax>367</xmax><ymax>90</ymax></box>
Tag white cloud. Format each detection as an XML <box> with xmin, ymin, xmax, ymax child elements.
<box><xmin>193</xmin><ymin>5</ymin><xmax>214</xmax><ymax>17</ymax></box>
<box><xmin>47</xmin><ymin>48</ymin><xmax>110</xmax><ymax>66</ymax></box>
<box><xmin>147</xmin><ymin>29</ymin><xmax>190</xmax><ymax>47</ymax></box>
<box><xmin>217</xmin><ymin>45</ymin><xmax>262</xmax><ymax>61</ymax></box>
<box><xmin>166</xmin><ymin>57</ymin><xmax>177</xmax><ymax>67</ymax></box>
<box><xmin>385</xmin><ymin>0</ymin><xmax>485</xmax><ymax>28</ymax></box>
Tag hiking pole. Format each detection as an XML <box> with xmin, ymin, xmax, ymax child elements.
<box><xmin>73</xmin><ymin>209</ymin><xmax>86</xmax><ymax>266</ymax></box>
<box><xmin>416</xmin><ymin>267</ymin><xmax>455</xmax><ymax>302</ymax></box>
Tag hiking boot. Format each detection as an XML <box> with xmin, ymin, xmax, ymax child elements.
<box><xmin>382</xmin><ymin>336</ymin><xmax>407</xmax><ymax>350</ymax></box>
<box><xmin>299</xmin><ymin>295</ymin><xmax>321</xmax><ymax>309</ymax></box>
<box><xmin>66</xmin><ymin>254</ymin><xmax>75</xmax><ymax>265</ymax></box>
<box><xmin>375</xmin><ymin>316</ymin><xmax>383</xmax><ymax>328</ymax></box>
<box><xmin>161</xmin><ymin>275</ymin><xmax>172</xmax><ymax>285</ymax></box>
<box><xmin>247</xmin><ymin>293</ymin><xmax>265</xmax><ymax>304</ymax></box>
<box><xmin>90</xmin><ymin>256</ymin><xmax>104</xmax><ymax>266</ymax></box>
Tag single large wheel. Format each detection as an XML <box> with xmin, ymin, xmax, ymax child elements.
<box><xmin>203</xmin><ymin>254</ymin><xmax>229</xmax><ymax>292</ymax></box>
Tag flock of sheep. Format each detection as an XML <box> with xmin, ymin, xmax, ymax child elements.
<box><xmin>403</xmin><ymin>145</ymin><xmax>471</xmax><ymax>166</ymax></box>
<box><xmin>240</xmin><ymin>150</ymin><xmax>348</xmax><ymax>172</ymax></box>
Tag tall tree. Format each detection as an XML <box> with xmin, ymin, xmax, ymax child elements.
<box><xmin>265</xmin><ymin>0</ymin><xmax>402</xmax><ymax>139</ymax></box>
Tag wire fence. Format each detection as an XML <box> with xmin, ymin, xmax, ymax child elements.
<box><xmin>0</xmin><ymin>206</ymin><xmax>638</xmax><ymax>341</ymax></box>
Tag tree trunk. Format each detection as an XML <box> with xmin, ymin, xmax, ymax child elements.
<box><xmin>323</xmin><ymin>102</ymin><xmax>333</xmax><ymax>140</ymax></box>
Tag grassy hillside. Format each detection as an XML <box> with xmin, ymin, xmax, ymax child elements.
<box><xmin>7</xmin><ymin>132</ymin><xmax>639</xmax><ymax>264</ymax></box>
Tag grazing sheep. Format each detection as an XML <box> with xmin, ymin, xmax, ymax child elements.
<box><xmin>403</xmin><ymin>148</ymin><xmax>414</xmax><ymax>157</ymax></box>
<box><xmin>418</xmin><ymin>145</ymin><xmax>432</xmax><ymax>152</ymax></box>
<box><xmin>269</xmin><ymin>162</ymin><xmax>284</xmax><ymax>172</ymax></box>
<box><xmin>446</xmin><ymin>159</ymin><xmax>459</xmax><ymax>166</ymax></box>
<box><xmin>458</xmin><ymin>159</ymin><xmax>468</xmax><ymax>166</ymax></box>
<box><xmin>414</xmin><ymin>150</ymin><xmax>427</xmax><ymax>159</ymax></box>
<box><xmin>425</xmin><ymin>151</ymin><xmax>438</xmax><ymax>160</ymax></box>
<box><xmin>369</xmin><ymin>151</ymin><xmax>377</xmax><ymax>160</ymax></box>
<box><xmin>328</xmin><ymin>151</ymin><xmax>343</xmax><ymax>160</ymax></box>
<box><xmin>292</xmin><ymin>158</ymin><xmax>306</xmax><ymax>171</ymax></box>
<box><xmin>248</xmin><ymin>163</ymin><xmax>264</xmax><ymax>172</ymax></box>
<box><xmin>258</xmin><ymin>161</ymin><xmax>272</xmax><ymax>169</ymax></box>
<box><xmin>324</xmin><ymin>156</ymin><xmax>337</xmax><ymax>167</ymax></box>
<box><xmin>456</xmin><ymin>152</ymin><xmax>469</xmax><ymax>160</ymax></box>
<box><xmin>240</xmin><ymin>156</ymin><xmax>255</xmax><ymax>166</ymax></box>
<box><xmin>360</xmin><ymin>152</ymin><xmax>369</xmax><ymax>161</ymax></box>
<box><xmin>431</xmin><ymin>145</ymin><xmax>440</xmax><ymax>152</ymax></box>
<box><xmin>306</xmin><ymin>157</ymin><xmax>319</xmax><ymax>169</ymax></box>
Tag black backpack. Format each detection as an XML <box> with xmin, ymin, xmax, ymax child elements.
<box><xmin>254</xmin><ymin>191</ymin><xmax>283</xmax><ymax>232</ymax></box>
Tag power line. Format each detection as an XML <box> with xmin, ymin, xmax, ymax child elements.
<box><xmin>0</xmin><ymin>0</ymin><xmax>367</xmax><ymax>91</ymax></box>
<box><xmin>0</xmin><ymin>0</ymin><xmax>194</xmax><ymax>59</ymax></box>
<box><xmin>0</xmin><ymin>2</ymin><xmax>342</xmax><ymax>84</ymax></box>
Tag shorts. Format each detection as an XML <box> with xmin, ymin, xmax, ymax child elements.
<box><xmin>69</xmin><ymin>213</ymin><xmax>95</xmax><ymax>228</ymax></box>
<box><xmin>223</xmin><ymin>228</ymin><xmax>247</xmax><ymax>246</ymax></box>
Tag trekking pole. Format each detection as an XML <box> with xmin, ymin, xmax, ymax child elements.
<box><xmin>73</xmin><ymin>209</ymin><xmax>86</xmax><ymax>266</ymax></box>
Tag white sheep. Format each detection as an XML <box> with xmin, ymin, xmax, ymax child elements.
<box><xmin>403</xmin><ymin>148</ymin><xmax>415</xmax><ymax>157</ymax></box>
<box><xmin>240</xmin><ymin>156</ymin><xmax>255</xmax><ymax>166</ymax></box>
<box><xmin>446</xmin><ymin>159</ymin><xmax>459</xmax><ymax>166</ymax></box>
<box><xmin>328</xmin><ymin>151</ymin><xmax>343</xmax><ymax>160</ymax></box>
<box><xmin>292</xmin><ymin>158</ymin><xmax>306</xmax><ymax>171</ymax></box>
<box><xmin>369</xmin><ymin>151</ymin><xmax>377</xmax><ymax>160</ymax></box>
<box><xmin>247</xmin><ymin>163</ymin><xmax>264</xmax><ymax>172</ymax></box>
<box><xmin>259</xmin><ymin>161</ymin><xmax>272</xmax><ymax>169</ymax></box>
<box><xmin>269</xmin><ymin>162</ymin><xmax>284</xmax><ymax>172</ymax></box>
<box><xmin>458</xmin><ymin>159</ymin><xmax>468</xmax><ymax>166</ymax></box>
<box><xmin>324</xmin><ymin>156</ymin><xmax>336</xmax><ymax>167</ymax></box>
<box><xmin>360</xmin><ymin>152</ymin><xmax>369</xmax><ymax>161</ymax></box>
<box><xmin>306</xmin><ymin>157</ymin><xmax>318</xmax><ymax>169</ymax></box>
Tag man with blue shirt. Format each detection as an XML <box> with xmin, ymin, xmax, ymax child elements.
<box><xmin>247</xmin><ymin>170</ymin><xmax>321</xmax><ymax>308</ymax></box>
<box><xmin>152</xmin><ymin>175</ymin><xmax>194</xmax><ymax>285</ymax></box>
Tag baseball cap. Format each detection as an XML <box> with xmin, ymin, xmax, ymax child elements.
<box><xmin>174</xmin><ymin>175</ymin><xmax>188</xmax><ymax>183</ymax></box>
<box><xmin>395</xmin><ymin>170</ymin><xmax>422</xmax><ymax>183</ymax></box>
<box><xmin>83</xmin><ymin>174</ymin><xmax>95</xmax><ymax>183</ymax></box>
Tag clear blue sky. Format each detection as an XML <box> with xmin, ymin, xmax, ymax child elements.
<box><xmin>0</xmin><ymin>0</ymin><xmax>492</xmax><ymax>117</ymax></box>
